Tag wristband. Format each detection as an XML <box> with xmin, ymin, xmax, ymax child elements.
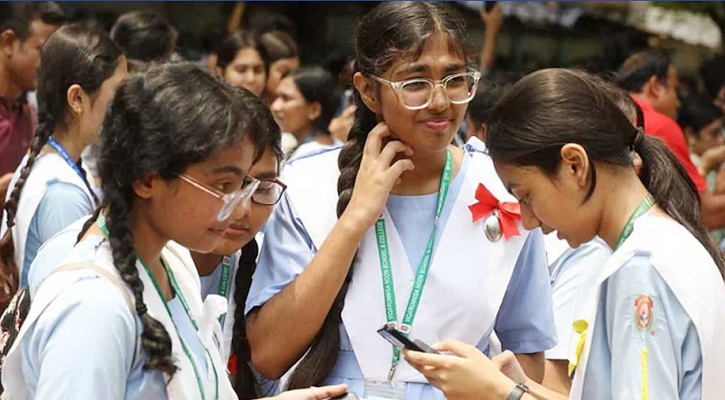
<box><xmin>506</xmin><ymin>382</ymin><xmax>529</xmax><ymax>400</ymax></box>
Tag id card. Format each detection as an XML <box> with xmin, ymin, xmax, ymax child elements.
<box><xmin>364</xmin><ymin>380</ymin><xmax>406</xmax><ymax>400</ymax></box>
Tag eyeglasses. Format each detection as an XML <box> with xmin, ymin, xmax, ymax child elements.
<box><xmin>179</xmin><ymin>174</ymin><xmax>261</xmax><ymax>222</ymax></box>
<box><xmin>250</xmin><ymin>178</ymin><xmax>287</xmax><ymax>206</ymax></box>
<box><xmin>370</xmin><ymin>70</ymin><xmax>481</xmax><ymax>110</ymax></box>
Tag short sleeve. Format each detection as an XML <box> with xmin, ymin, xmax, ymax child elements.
<box><xmin>22</xmin><ymin>276</ymin><xmax>137</xmax><ymax>400</ymax></box>
<box><xmin>245</xmin><ymin>192</ymin><xmax>316</xmax><ymax>315</ymax></box>
<box><xmin>494</xmin><ymin>228</ymin><xmax>557</xmax><ymax>353</ymax></box>
<box><xmin>603</xmin><ymin>254</ymin><xmax>702</xmax><ymax>400</ymax></box>
<box><xmin>546</xmin><ymin>240</ymin><xmax>610</xmax><ymax>360</ymax></box>
<box><xmin>22</xmin><ymin>182</ymin><xmax>93</xmax><ymax>286</ymax></box>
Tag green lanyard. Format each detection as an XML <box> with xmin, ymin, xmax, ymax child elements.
<box><xmin>375</xmin><ymin>148</ymin><xmax>452</xmax><ymax>380</ymax></box>
<box><xmin>614</xmin><ymin>194</ymin><xmax>655</xmax><ymax>250</ymax></box>
<box><xmin>98</xmin><ymin>215</ymin><xmax>219</xmax><ymax>400</ymax></box>
<box><xmin>217</xmin><ymin>255</ymin><xmax>234</xmax><ymax>326</ymax></box>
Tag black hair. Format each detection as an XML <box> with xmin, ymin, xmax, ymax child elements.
<box><xmin>247</xmin><ymin>12</ymin><xmax>295</xmax><ymax>37</ymax></box>
<box><xmin>485</xmin><ymin>68</ymin><xmax>725</xmax><ymax>278</ymax></box>
<box><xmin>260</xmin><ymin>30</ymin><xmax>298</xmax><ymax>64</ymax></box>
<box><xmin>678</xmin><ymin>95</ymin><xmax>724</xmax><ymax>135</ymax></box>
<box><xmin>216</xmin><ymin>30</ymin><xmax>270</xmax><ymax>76</ymax></box>
<box><xmin>0</xmin><ymin>2</ymin><xmax>65</xmax><ymax>41</ymax></box>
<box><xmin>0</xmin><ymin>23</ymin><xmax>122</xmax><ymax>298</ymax></box>
<box><xmin>110</xmin><ymin>11</ymin><xmax>177</xmax><ymax>63</ymax></box>
<box><xmin>285</xmin><ymin>1</ymin><xmax>471</xmax><ymax>389</ymax></box>
<box><xmin>285</xmin><ymin>66</ymin><xmax>340</xmax><ymax>135</ymax></box>
<box><xmin>700</xmin><ymin>54</ymin><xmax>725</xmax><ymax>101</ymax></box>
<box><xmin>615</xmin><ymin>49</ymin><xmax>672</xmax><ymax>93</ymax></box>
<box><xmin>466</xmin><ymin>79</ymin><xmax>512</xmax><ymax>129</ymax></box>
<box><xmin>78</xmin><ymin>62</ymin><xmax>278</xmax><ymax>376</ymax></box>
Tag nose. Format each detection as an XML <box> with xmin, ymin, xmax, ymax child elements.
<box><xmin>427</xmin><ymin>83</ymin><xmax>450</xmax><ymax>112</ymax></box>
<box><xmin>271</xmin><ymin>97</ymin><xmax>283</xmax><ymax>113</ymax></box>
<box><xmin>519</xmin><ymin>204</ymin><xmax>541</xmax><ymax>231</ymax></box>
<box><xmin>242</xmin><ymin>69</ymin><xmax>257</xmax><ymax>83</ymax></box>
<box><xmin>230</xmin><ymin>196</ymin><xmax>253</xmax><ymax>222</ymax></box>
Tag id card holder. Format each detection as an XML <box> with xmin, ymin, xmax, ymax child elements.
<box><xmin>364</xmin><ymin>380</ymin><xmax>406</xmax><ymax>400</ymax></box>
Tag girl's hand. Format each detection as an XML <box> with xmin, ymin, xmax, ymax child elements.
<box><xmin>404</xmin><ymin>340</ymin><xmax>516</xmax><ymax>400</ymax></box>
<box><xmin>342</xmin><ymin>122</ymin><xmax>414</xmax><ymax>229</ymax></box>
<box><xmin>271</xmin><ymin>384</ymin><xmax>348</xmax><ymax>400</ymax></box>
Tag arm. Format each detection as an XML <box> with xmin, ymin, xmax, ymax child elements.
<box><xmin>227</xmin><ymin>1</ymin><xmax>245</xmax><ymax>33</ymax></box>
<box><xmin>34</xmin><ymin>182</ymin><xmax>94</xmax><ymax>244</ymax></box>
<box><xmin>699</xmin><ymin>191</ymin><xmax>725</xmax><ymax>229</ymax></box>
<box><xmin>494</xmin><ymin>229</ymin><xmax>557</xmax><ymax>383</ymax></box>
<box><xmin>542</xmin><ymin>360</ymin><xmax>571</xmax><ymax>395</ymax></box>
<box><xmin>479</xmin><ymin>3</ymin><xmax>503</xmax><ymax>73</ymax></box>
<box><xmin>25</xmin><ymin>278</ymin><xmax>135</xmax><ymax>399</ymax></box>
<box><xmin>246</xmin><ymin>123</ymin><xmax>415</xmax><ymax>379</ymax></box>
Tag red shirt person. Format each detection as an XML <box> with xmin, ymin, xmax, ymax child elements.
<box><xmin>617</xmin><ymin>49</ymin><xmax>725</xmax><ymax>229</ymax></box>
<box><xmin>0</xmin><ymin>2</ymin><xmax>64</xmax><ymax>210</ymax></box>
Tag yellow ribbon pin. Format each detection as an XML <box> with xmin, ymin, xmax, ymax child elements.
<box><xmin>568</xmin><ymin>319</ymin><xmax>588</xmax><ymax>376</ymax></box>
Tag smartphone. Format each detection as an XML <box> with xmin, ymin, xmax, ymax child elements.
<box><xmin>483</xmin><ymin>1</ymin><xmax>498</xmax><ymax>12</ymax></box>
<box><xmin>330</xmin><ymin>393</ymin><xmax>359</xmax><ymax>400</ymax></box>
<box><xmin>377</xmin><ymin>325</ymin><xmax>439</xmax><ymax>354</ymax></box>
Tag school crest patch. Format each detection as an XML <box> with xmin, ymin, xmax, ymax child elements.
<box><xmin>634</xmin><ymin>295</ymin><xmax>654</xmax><ymax>331</ymax></box>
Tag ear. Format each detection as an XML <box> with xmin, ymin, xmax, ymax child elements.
<box><xmin>307</xmin><ymin>101</ymin><xmax>322</xmax><ymax>123</ymax></box>
<box><xmin>559</xmin><ymin>143</ymin><xmax>590</xmax><ymax>188</ymax></box>
<box><xmin>66</xmin><ymin>84</ymin><xmax>84</xmax><ymax>118</ymax></box>
<box><xmin>131</xmin><ymin>173</ymin><xmax>158</xmax><ymax>199</ymax></box>
<box><xmin>0</xmin><ymin>29</ymin><xmax>17</xmax><ymax>57</ymax></box>
<box><xmin>353</xmin><ymin>71</ymin><xmax>380</xmax><ymax>114</ymax></box>
<box><xmin>644</xmin><ymin>75</ymin><xmax>663</xmax><ymax>99</ymax></box>
<box><xmin>214</xmin><ymin>65</ymin><xmax>224</xmax><ymax>78</ymax></box>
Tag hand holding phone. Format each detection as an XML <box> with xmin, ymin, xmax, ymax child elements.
<box><xmin>377</xmin><ymin>325</ymin><xmax>439</xmax><ymax>354</ymax></box>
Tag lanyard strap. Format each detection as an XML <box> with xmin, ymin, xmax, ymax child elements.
<box><xmin>97</xmin><ymin>214</ymin><xmax>219</xmax><ymax>400</ymax></box>
<box><xmin>375</xmin><ymin>148</ymin><xmax>453</xmax><ymax>368</ymax></box>
<box><xmin>46</xmin><ymin>137</ymin><xmax>98</xmax><ymax>203</ymax></box>
<box><xmin>217</xmin><ymin>255</ymin><xmax>234</xmax><ymax>326</ymax></box>
<box><xmin>614</xmin><ymin>194</ymin><xmax>655</xmax><ymax>250</ymax></box>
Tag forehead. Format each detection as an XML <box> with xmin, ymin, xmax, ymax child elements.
<box><xmin>387</xmin><ymin>33</ymin><xmax>466</xmax><ymax>78</ymax></box>
<box><xmin>494</xmin><ymin>162</ymin><xmax>546</xmax><ymax>192</ymax></box>
<box><xmin>233</xmin><ymin>48</ymin><xmax>264</xmax><ymax>65</ymax></box>
<box><xmin>26</xmin><ymin>19</ymin><xmax>57</xmax><ymax>42</ymax></box>
<box><xmin>276</xmin><ymin>76</ymin><xmax>301</xmax><ymax>95</ymax></box>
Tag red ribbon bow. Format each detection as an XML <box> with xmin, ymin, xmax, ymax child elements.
<box><xmin>469</xmin><ymin>183</ymin><xmax>522</xmax><ymax>239</ymax></box>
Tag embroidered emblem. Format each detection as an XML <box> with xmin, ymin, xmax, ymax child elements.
<box><xmin>634</xmin><ymin>295</ymin><xmax>654</xmax><ymax>331</ymax></box>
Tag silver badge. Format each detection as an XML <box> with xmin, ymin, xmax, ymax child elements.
<box><xmin>484</xmin><ymin>214</ymin><xmax>502</xmax><ymax>242</ymax></box>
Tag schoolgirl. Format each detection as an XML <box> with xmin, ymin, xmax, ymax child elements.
<box><xmin>404</xmin><ymin>69</ymin><xmax>725</xmax><ymax>400</ymax></box>
<box><xmin>0</xmin><ymin>24</ymin><xmax>126</xmax><ymax>292</ymax></box>
<box><xmin>246</xmin><ymin>3</ymin><xmax>556</xmax><ymax>399</ymax></box>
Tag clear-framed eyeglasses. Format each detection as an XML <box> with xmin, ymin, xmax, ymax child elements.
<box><xmin>250</xmin><ymin>178</ymin><xmax>287</xmax><ymax>206</ymax></box>
<box><xmin>370</xmin><ymin>70</ymin><xmax>481</xmax><ymax>110</ymax></box>
<box><xmin>179</xmin><ymin>174</ymin><xmax>261</xmax><ymax>222</ymax></box>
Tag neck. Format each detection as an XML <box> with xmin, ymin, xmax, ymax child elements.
<box><xmin>128</xmin><ymin>207</ymin><xmax>172</xmax><ymax>299</ymax></box>
<box><xmin>597</xmin><ymin>171</ymin><xmax>652</xmax><ymax>249</ymax></box>
<box><xmin>191</xmin><ymin>251</ymin><xmax>224</xmax><ymax>277</ymax></box>
<box><xmin>293</xmin><ymin>126</ymin><xmax>316</xmax><ymax>142</ymax></box>
<box><xmin>50</xmin><ymin>128</ymin><xmax>86</xmax><ymax>162</ymax></box>
<box><xmin>390</xmin><ymin>145</ymin><xmax>460</xmax><ymax>195</ymax></box>
<box><xmin>0</xmin><ymin>63</ymin><xmax>22</xmax><ymax>106</ymax></box>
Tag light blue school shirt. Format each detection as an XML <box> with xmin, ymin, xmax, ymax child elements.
<box><xmin>546</xmin><ymin>238</ymin><xmax>611</xmax><ymax>360</ymax></box>
<box><xmin>23</xmin><ymin>229</ymin><xmax>208</xmax><ymax>400</ymax></box>
<box><xmin>581</xmin><ymin>254</ymin><xmax>702</xmax><ymax>399</ymax></box>
<box><xmin>21</xmin><ymin>180</ymin><xmax>93</xmax><ymax>288</ymax></box>
<box><xmin>246</xmin><ymin>146</ymin><xmax>556</xmax><ymax>399</ymax></box>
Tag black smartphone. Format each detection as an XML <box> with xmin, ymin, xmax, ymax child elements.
<box><xmin>330</xmin><ymin>393</ymin><xmax>359</xmax><ymax>400</ymax></box>
<box><xmin>377</xmin><ymin>325</ymin><xmax>439</xmax><ymax>354</ymax></box>
<box><xmin>483</xmin><ymin>1</ymin><xmax>498</xmax><ymax>12</ymax></box>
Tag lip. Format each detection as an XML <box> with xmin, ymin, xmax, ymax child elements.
<box><xmin>224</xmin><ymin>225</ymin><xmax>249</xmax><ymax>237</ymax></box>
<box><xmin>419</xmin><ymin>118</ymin><xmax>452</xmax><ymax>131</ymax></box>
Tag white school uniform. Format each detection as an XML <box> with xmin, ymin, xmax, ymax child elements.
<box><xmin>570</xmin><ymin>215</ymin><xmax>725</xmax><ymax>399</ymax></box>
<box><xmin>2</xmin><ymin>229</ymin><xmax>236</xmax><ymax>400</ymax></box>
<box><xmin>247</xmin><ymin>140</ymin><xmax>557</xmax><ymax>399</ymax></box>
<box><xmin>0</xmin><ymin>153</ymin><xmax>97</xmax><ymax>287</ymax></box>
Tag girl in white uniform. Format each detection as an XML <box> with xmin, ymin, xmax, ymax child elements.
<box><xmin>0</xmin><ymin>24</ymin><xmax>126</xmax><ymax>292</ymax></box>
<box><xmin>405</xmin><ymin>69</ymin><xmax>725</xmax><ymax>400</ymax></box>
<box><xmin>2</xmin><ymin>62</ymin><xmax>265</xmax><ymax>399</ymax></box>
<box><xmin>245</xmin><ymin>3</ymin><xmax>557</xmax><ymax>399</ymax></box>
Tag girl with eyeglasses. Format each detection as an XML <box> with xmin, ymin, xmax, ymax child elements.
<box><xmin>245</xmin><ymin>3</ymin><xmax>557</xmax><ymax>399</ymax></box>
<box><xmin>190</xmin><ymin>121</ymin><xmax>288</xmax><ymax>399</ymax></box>
<box><xmin>1</xmin><ymin>62</ymin><xmax>347</xmax><ymax>400</ymax></box>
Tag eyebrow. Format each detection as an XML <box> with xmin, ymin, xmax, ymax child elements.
<box><xmin>253</xmin><ymin>170</ymin><xmax>279</xmax><ymax>180</ymax></box>
<box><xmin>211</xmin><ymin>165</ymin><xmax>245</xmax><ymax>176</ymax></box>
<box><xmin>504</xmin><ymin>182</ymin><xmax>519</xmax><ymax>195</ymax></box>
<box><xmin>395</xmin><ymin>62</ymin><xmax>467</xmax><ymax>79</ymax></box>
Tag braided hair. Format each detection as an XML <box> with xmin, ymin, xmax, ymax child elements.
<box><xmin>0</xmin><ymin>24</ymin><xmax>122</xmax><ymax>299</ymax></box>
<box><xmin>92</xmin><ymin>61</ymin><xmax>275</xmax><ymax>375</ymax></box>
<box><xmin>286</xmin><ymin>1</ymin><xmax>470</xmax><ymax>388</ymax></box>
